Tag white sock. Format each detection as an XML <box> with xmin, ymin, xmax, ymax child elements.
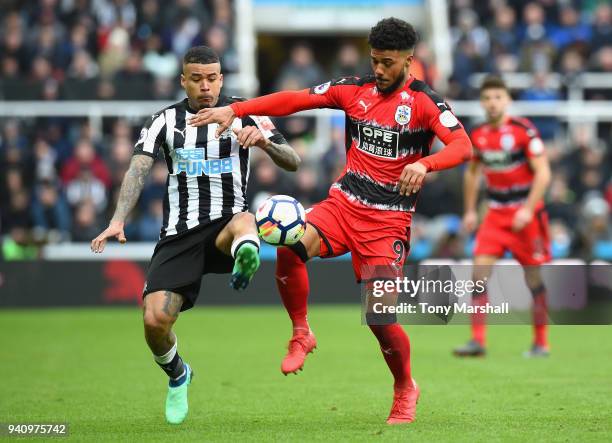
<box><xmin>231</xmin><ymin>234</ymin><xmax>260</xmax><ymax>258</ymax></box>
<box><xmin>154</xmin><ymin>340</ymin><xmax>177</xmax><ymax>365</ymax></box>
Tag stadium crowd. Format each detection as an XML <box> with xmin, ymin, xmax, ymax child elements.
<box><xmin>0</xmin><ymin>0</ymin><xmax>611</xmax><ymax>260</ymax></box>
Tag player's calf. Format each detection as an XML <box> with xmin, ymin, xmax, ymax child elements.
<box><xmin>143</xmin><ymin>291</ymin><xmax>193</xmax><ymax>424</ymax></box>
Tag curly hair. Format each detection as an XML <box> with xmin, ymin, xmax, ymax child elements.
<box><xmin>368</xmin><ymin>18</ymin><xmax>417</xmax><ymax>51</ymax></box>
<box><xmin>183</xmin><ymin>46</ymin><xmax>220</xmax><ymax>65</ymax></box>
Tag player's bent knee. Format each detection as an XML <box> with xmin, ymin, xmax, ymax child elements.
<box><xmin>523</xmin><ymin>266</ymin><xmax>543</xmax><ymax>291</ymax></box>
<box><xmin>231</xmin><ymin>211</ymin><xmax>256</xmax><ymax>232</ymax></box>
<box><xmin>143</xmin><ymin>292</ymin><xmax>178</xmax><ymax>333</ymax></box>
<box><xmin>143</xmin><ymin>309</ymin><xmax>175</xmax><ymax>334</ymax></box>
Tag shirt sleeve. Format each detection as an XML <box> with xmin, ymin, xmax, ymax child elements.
<box><xmin>243</xmin><ymin>115</ymin><xmax>288</xmax><ymax>145</ymax></box>
<box><xmin>418</xmin><ymin>93</ymin><xmax>464</xmax><ymax>140</ymax></box>
<box><xmin>230</xmin><ymin>77</ymin><xmax>360</xmax><ymax>117</ymax></box>
<box><xmin>416</xmin><ymin>91</ymin><xmax>472</xmax><ymax>171</ymax></box>
<box><xmin>133</xmin><ymin>112</ymin><xmax>166</xmax><ymax>158</ymax></box>
<box><xmin>306</xmin><ymin>77</ymin><xmax>360</xmax><ymax>110</ymax></box>
<box><xmin>523</xmin><ymin>121</ymin><xmax>545</xmax><ymax>158</ymax></box>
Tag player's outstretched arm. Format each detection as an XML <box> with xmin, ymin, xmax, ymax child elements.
<box><xmin>189</xmin><ymin>89</ymin><xmax>329</xmax><ymax>136</ymax></box>
<box><xmin>91</xmin><ymin>154</ymin><xmax>154</xmax><ymax>253</ymax></box>
<box><xmin>232</xmin><ymin>126</ymin><xmax>301</xmax><ymax>171</ymax></box>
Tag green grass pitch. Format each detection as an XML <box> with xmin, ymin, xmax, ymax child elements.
<box><xmin>1</xmin><ymin>306</ymin><xmax>611</xmax><ymax>442</ymax></box>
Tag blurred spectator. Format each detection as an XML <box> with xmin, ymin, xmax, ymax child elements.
<box><xmin>98</xmin><ymin>25</ymin><xmax>130</xmax><ymax>77</ymax></box>
<box><xmin>2</xmin><ymin>227</ymin><xmax>38</xmax><ymax>260</ymax></box>
<box><xmin>331</xmin><ymin>42</ymin><xmax>368</xmax><ymax>79</ymax></box>
<box><xmin>574</xmin><ymin>194</ymin><xmax>612</xmax><ymax>259</ymax></box>
<box><xmin>592</xmin><ymin>46</ymin><xmax>612</xmax><ymax>73</ymax></box>
<box><xmin>198</xmin><ymin>25</ymin><xmax>239</xmax><ymax>74</ymax></box>
<box><xmin>248</xmin><ymin>157</ymin><xmax>294</xmax><ymax>208</ymax></box>
<box><xmin>60</xmin><ymin>139</ymin><xmax>111</xmax><ymax>189</ymax></box>
<box><xmin>167</xmin><ymin>12</ymin><xmax>203</xmax><ymax>58</ymax></box>
<box><xmin>2</xmin><ymin>189</ymin><xmax>32</xmax><ymax>233</ymax></box>
<box><xmin>518</xmin><ymin>33</ymin><xmax>555</xmax><ymax>73</ymax></box>
<box><xmin>31</xmin><ymin>181</ymin><xmax>71</xmax><ymax>242</ymax></box>
<box><xmin>33</xmin><ymin>137</ymin><xmax>58</xmax><ymax>182</ymax></box>
<box><xmin>113</xmin><ymin>49</ymin><xmax>153</xmax><ymax>99</ymax></box>
<box><xmin>1</xmin><ymin>12</ymin><xmax>28</xmax><ymax>74</ymax></box>
<box><xmin>563</xmin><ymin>126</ymin><xmax>609</xmax><ymax>200</ymax></box>
<box><xmin>137</xmin><ymin>199</ymin><xmax>164</xmax><ymax>241</ymax></box>
<box><xmin>63</xmin><ymin>50</ymin><xmax>99</xmax><ymax>99</ymax></box>
<box><xmin>292</xmin><ymin>164</ymin><xmax>327</xmax><ymax>209</ymax></box>
<box><xmin>549</xmin><ymin>6</ymin><xmax>592</xmax><ymax>52</ymax></box>
<box><xmin>519</xmin><ymin>71</ymin><xmax>561</xmax><ymax>140</ymax></box>
<box><xmin>489</xmin><ymin>6</ymin><xmax>519</xmax><ymax>55</ymax></box>
<box><xmin>65</xmin><ymin>169</ymin><xmax>107</xmax><ymax>212</ymax></box>
<box><xmin>409</xmin><ymin>42</ymin><xmax>439</xmax><ymax>86</ymax></box>
<box><xmin>518</xmin><ymin>2</ymin><xmax>552</xmax><ymax>44</ymax></box>
<box><xmin>71</xmin><ymin>200</ymin><xmax>103</xmax><ymax>242</ymax></box>
<box><xmin>136</xmin><ymin>0</ymin><xmax>165</xmax><ymax>38</ymax></box>
<box><xmin>546</xmin><ymin>173</ymin><xmax>577</xmax><ymax>227</ymax></box>
<box><xmin>559</xmin><ymin>48</ymin><xmax>586</xmax><ymax>78</ymax></box>
<box><xmin>0</xmin><ymin>119</ymin><xmax>28</xmax><ymax>152</ymax></box>
<box><xmin>452</xmin><ymin>8</ymin><xmax>490</xmax><ymax>59</ymax></box>
<box><xmin>93</xmin><ymin>0</ymin><xmax>137</xmax><ymax>30</ymax></box>
<box><xmin>142</xmin><ymin>35</ymin><xmax>178</xmax><ymax>80</ymax></box>
<box><xmin>275</xmin><ymin>43</ymin><xmax>324</xmax><ymax>91</ymax></box>
<box><xmin>452</xmin><ymin>38</ymin><xmax>485</xmax><ymax>95</ymax></box>
<box><xmin>591</xmin><ymin>3</ymin><xmax>612</xmax><ymax>52</ymax></box>
<box><xmin>140</xmin><ymin>162</ymin><xmax>168</xmax><ymax>211</ymax></box>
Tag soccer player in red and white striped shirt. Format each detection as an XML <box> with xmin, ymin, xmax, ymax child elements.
<box><xmin>454</xmin><ymin>76</ymin><xmax>552</xmax><ymax>358</ymax></box>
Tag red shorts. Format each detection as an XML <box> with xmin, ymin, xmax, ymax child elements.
<box><xmin>306</xmin><ymin>190</ymin><xmax>412</xmax><ymax>282</ymax></box>
<box><xmin>473</xmin><ymin>207</ymin><xmax>551</xmax><ymax>265</ymax></box>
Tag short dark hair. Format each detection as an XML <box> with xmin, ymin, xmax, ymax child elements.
<box><xmin>183</xmin><ymin>46</ymin><xmax>220</xmax><ymax>65</ymax></box>
<box><xmin>480</xmin><ymin>75</ymin><xmax>509</xmax><ymax>93</ymax></box>
<box><xmin>368</xmin><ymin>18</ymin><xmax>417</xmax><ymax>51</ymax></box>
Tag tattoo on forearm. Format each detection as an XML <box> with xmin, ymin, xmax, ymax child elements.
<box><xmin>111</xmin><ymin>155</ymin><xmax>154</xmax><ymax>223</ymax></box>
<box><xmin>263</xmin><ymin>142</ymin><xmax>301</xmax><ymax>171</ymax></box>
<box><xmin>162</xmin><ymin>291</ymin><xmax>183</xmax><ymax>318</ymax></box>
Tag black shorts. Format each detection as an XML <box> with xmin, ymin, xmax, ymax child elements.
<box><xmin>142</xmin><ymin>215</ymin><xmax>235</xmax><ymax>311</ymax></box>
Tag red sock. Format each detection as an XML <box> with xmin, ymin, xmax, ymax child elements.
<box><xmin>471</xmin><ymin>292</ymin><xmax>488</xmax><ymax>346</ymax></box>
<box><xmin>532</xmin><ymin>287</ymin><xmax>548</xmax><ymax>347</ymax></box>
<box><xmin>369</xmin><ymin>324</ymin><xmax>412</xmax><ymax>391</ymax></box>
<box><xmin>276</xmin><ymin>247</ymin><xmax>310</xmax><ymax>334</ymax></box>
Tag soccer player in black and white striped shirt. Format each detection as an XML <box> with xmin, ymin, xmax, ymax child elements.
<box><xmin>91</xmin><ymin>46</ymin><xmax>299</xmax><ymax>424</ymax></box>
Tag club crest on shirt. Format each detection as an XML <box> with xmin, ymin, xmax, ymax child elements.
<box><xmin>500</xmin><ymin>133</ymin><xmax>515</xmax><ymax>151</ymax></box>
<box><xmin>395</xmin><ymin>105</ymin><xmax>411</xmax><ymax>125</ymax></box>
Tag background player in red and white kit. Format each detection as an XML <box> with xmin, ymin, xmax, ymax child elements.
<box><xmin>190</xmin><ymin>18</ymin><xmax>472</xmax><ymax>424</ymax></box>
<box><xmin>454</xmin><ymin>76</ymin><xmax>552</xmax><ymax>358</ymax></box>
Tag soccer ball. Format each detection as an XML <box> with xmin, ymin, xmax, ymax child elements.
<box><xmin>255</xmin><ymin>195</ymin><xmax>306</xmax><ymax>246</ymax></box>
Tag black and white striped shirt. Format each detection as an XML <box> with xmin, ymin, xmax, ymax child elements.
<box><xmin>133</xmin><ymin>96</ymin><xmax>286</xmax><ymax>239</ymax></box>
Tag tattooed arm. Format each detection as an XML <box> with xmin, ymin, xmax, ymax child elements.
<box><xmin>232</xmin><ymin>125</ymin><xmax>301</xmax><ymax>171</ymax></box>
<box><xmin>91</xmin><ymin>155</ymin><xmax>154</xmax><ymax>252</ymax></box>
<box><xmin>260</xmin><ymin>139</ymin><xmax>301</xmax><ymax>172</ymax></box>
